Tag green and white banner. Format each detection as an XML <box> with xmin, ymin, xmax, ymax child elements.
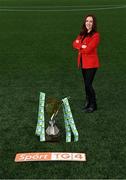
<box><xmin>35</xmin><ymin>92</ymin><xmax>45</xmax><ymax>142</ymax></box>
<box><xmin>62</xmin><ymin>97</ymin><xmax>79</xmax><ymax>142</ymax></box>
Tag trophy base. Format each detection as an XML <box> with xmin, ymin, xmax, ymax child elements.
<box><xmin>46</xmin><ymin>134</ymin><xmax>60</xmax><ymax>142</ymax></box>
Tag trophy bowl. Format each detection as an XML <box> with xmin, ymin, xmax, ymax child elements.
<box><xmin>45</xmin><ymin>97</ymin><xmax>61</xmax><ymax>142</ymax></box>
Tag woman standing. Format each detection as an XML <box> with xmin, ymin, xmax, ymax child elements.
<box><xmin>73</xmin><ymin>14</ymin><xmax>100</xmax><ymax>113</ymax></box>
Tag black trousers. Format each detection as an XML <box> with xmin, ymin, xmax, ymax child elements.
<box><xmin>81</xmin><ymin>68</ymin><xmax>97</xmax><ymax>106</ymax></box>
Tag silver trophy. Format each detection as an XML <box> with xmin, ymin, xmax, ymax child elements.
<box><xmin>45</xmin><ymin>98</ymin><xmax>61</xmax><ymax>142</ymax></box>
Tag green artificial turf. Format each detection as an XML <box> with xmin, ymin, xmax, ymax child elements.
<box><xmin>0</xmin><ymin>0</ymin><xmax>126</xmax><ymax>178</ymax></box>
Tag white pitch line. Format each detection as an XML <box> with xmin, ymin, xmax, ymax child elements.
<box><xmin>0</xmin><ymin>4</ymin><xmax>123</xmax><ymax>8</ymax></box>
<box><xmin>0</xmin><ymin>5</ymin><xmax>126</xmax><ymax>12</ymax></box>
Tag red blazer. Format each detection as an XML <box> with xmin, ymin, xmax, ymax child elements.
<box><xmin>73</xmin><ymin>32</ymin><xmax>100</xmax><ymax>69</ymax></box>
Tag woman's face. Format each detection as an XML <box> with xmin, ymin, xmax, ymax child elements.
<box><xmin>85</xmin><ymin>16</ymin><xmax>93</xmax><ymax>32</ymax></box>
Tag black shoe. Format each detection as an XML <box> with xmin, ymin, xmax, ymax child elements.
<box><xmin>82</xmin><ymin>104</ymin><xmax>90</xmax><ymax>111</ymax></box>
<box><xmin>84</xmin><ymin>105</ymin><xmax>97</xmax><ymax>113</ymax></box>
<box><xmin>83</xmin><ymin>98</ymin><xmax>90</xmax><ymax>109</ymax></box>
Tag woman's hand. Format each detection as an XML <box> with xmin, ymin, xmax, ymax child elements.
<box><xmin>76</xmin><ymin>40</ymin><xmax>80</xmax><ymax>43</ymax></box>
<box><xmin>81</xmin><ymin>45</ymin><xmax>87</xmax><ymax>49</ymax></box>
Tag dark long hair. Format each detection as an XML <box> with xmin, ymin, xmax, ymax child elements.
<box><xmin>80</xmin><ymin>14</ymin><xmax>97</xmax><ymax>38</ymax></box>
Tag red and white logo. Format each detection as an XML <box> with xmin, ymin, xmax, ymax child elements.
<box><xmin>15</xmin><ymin>152</ymin><xmax>86</xmax><ymax>162</ymax></box>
